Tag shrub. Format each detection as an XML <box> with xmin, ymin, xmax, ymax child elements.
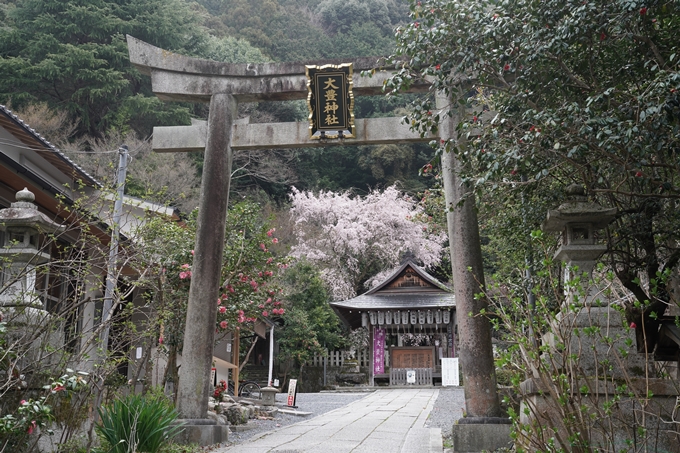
<box><xmin>95</xmin><ymin>392</ymin><xmax>182</xmax><ymax>453</ymax></box>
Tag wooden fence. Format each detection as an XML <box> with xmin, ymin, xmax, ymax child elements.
<box><xmin>389</xmin><ymin>368</ymin><xmax>433</xmax><ymax>386</ymax></box>
<box><xmin>306</xmin><ymin>349</ymin><xmax>376</xmax><ymax>368</ymax></box>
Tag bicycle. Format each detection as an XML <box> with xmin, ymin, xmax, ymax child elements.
<box><xmin>227</xmin><ymin>379</ymin><xmax>262</xmax><ymax>399</ymax></box>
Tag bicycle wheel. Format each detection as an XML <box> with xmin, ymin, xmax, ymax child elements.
<box><xmin>239</xmin><ymin>381</ymin><xmax>261</xmax><ymax>399</ymax></box>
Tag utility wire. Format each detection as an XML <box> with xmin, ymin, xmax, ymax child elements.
<box><xmin>0</xmin><ymin>135</ymin><xmax>151</xmax><ymax>155</ymax></box>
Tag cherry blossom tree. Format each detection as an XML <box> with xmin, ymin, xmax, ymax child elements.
<box><xmin>289</xmin><ymin>185</ymin><xmax>447</xmax><ymax>300</ymax></box>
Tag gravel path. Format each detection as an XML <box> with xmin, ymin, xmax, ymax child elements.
<box><xmin>424</xmin><ymin>387</ymin><xmax>466</xmax><ymax>438</ymax></box>
<box><xmin>217</xmin><ymin>391</ymin><xmax>371</xmax><ymax>446</ymax></box>
<box><xmin>215</xmin><ymin>387</ymin><xmax>465</xmax><ymax>448</ymax></box>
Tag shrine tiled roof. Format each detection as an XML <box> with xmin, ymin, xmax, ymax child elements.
<box><xmin>329</xmin><ymin>259</ymin><xmax>455</xmax><ymax>327</ymax></box>
<box><xmin>330</xmin><ymin>292</ymin><xmax>455</xmax><ymax>311</ymax></box>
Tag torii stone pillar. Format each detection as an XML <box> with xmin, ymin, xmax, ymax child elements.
<box><xmin>177</xmin><ymin>93</ymin><xmax>236</xmax><ymax>420</ymax></box>
<box><xmin>438</xmin><ymin>91</ymin><xmax>510</xmax><ymax>452</ymax></box>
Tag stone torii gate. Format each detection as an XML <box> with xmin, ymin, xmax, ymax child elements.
<box><xmin>127</xmin><ymin>35</ymin><xmax>502</xmax><ymax>446</ymax></box>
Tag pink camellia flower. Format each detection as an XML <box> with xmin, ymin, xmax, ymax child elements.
<box><xmin>52</xmin><ymin>385</ymin><xmax>65</xmax><ymax>392</ymax></box>
<box><xmin>279</xmin><ymin>309</ymin><xmax>285</xmax><ymax>315</ymax></box>
<box><xmin>179</xmin><ymin>271</ymin><xmax>188</xmax><ymax>279</ymax></box>
<box><xmin>258</xmin><ymin>304</ymin><xmax>265</xmax><ymax>309</ymax></box>
<box><xmin>260</xmin><ymin>243</ymin><xmax>266</xmax><ymax>251</ymax></box>
<box><xmin>262</xmin><ymin>311</ymin><xmax>269</xmax><ymax>317</ymax></box>
<box><xmin>250</xmin><ymin>280</ymin><xmax>258</xmax><ymax>290</ymax></box>
<box><xmin>503</xmin><ymin>64</ymin><xmax>510</xmax><ymax>71</ymax></box>
<box><xmin>217</xmin><ymin>299</ymin><xmax>221</xmax><ymax>306</ymax></box>
<box><xmin>220</xmin><ymin>321</ymin><xmax>228</xmax><ymax>329</ymax></box>
<box><xmin>27</xmin><ymin>420</ymin><xmax>36</xmax><ymax>434</ymax></box>
<box><xmin>20</xmin><ymin>400</ymin><xmax>26</xmax><ymax>405</ymax></box>
<box><xmin>639</xmin><ymin>6</ymin><xmax>647</xmax><ymax>15</ymax></box>
<box><xmin>219</xmin><ymin>306</ymin><xmax>227</xmax><ymax>313</ymax></box>
<box><xmin>266</xmin><ymin>257</ymin><xmax>273</xmax><ymax>264</ymax></box>
<box><xmin>267</xmin><ymin>228</ymin><xmax>276</xmax><ymax>237</ymax></box>
<box><xmin>266</xmin><ymin>298</ymin><xmax>272</xmax><ymax>303</ymax></box>
<box><xmin>181</xmin><ymin>263</ymin><xmax>190</xmax><ymax>269</ymax></box>
<box><xmin>158</xmin><ymin>335</ymin><xmax>164</xmax><ymax>344</ymax></box>
<box><xmin>190</xmin><ymin>250</ymin><xmax>195</xmax><ymax>255</ymax></box>
<box><xmin>630</xmin><ymin>322</ymin><xmax>637</xmax><ymax>329</ymax></box>
<box><xmin>272</xmin><ymin>238</ymin><xmax>279</xmax><ymax>244</ymax></box>
<box><xmin>228</xmin><ymin>285</ymin><xmax>235</xmax><ymax>293</ymax></box>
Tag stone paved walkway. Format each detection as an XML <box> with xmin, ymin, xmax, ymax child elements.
<box><xmin>214</xmin><ymin>388</ymin><xmax>442</xmax><ymax>453</ymax></box>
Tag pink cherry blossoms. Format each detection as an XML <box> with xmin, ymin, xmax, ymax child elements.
<box><xmin>289</xmin><ymin>185</ymin><xmax>447</xmax><ymax>300</ymax></box>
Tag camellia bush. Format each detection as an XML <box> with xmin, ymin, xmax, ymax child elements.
<box><xmin>387</xmin><ymin>0</ymin><xmax>680</xmax><ymax>350</ymax></box>
<box><xmin>136</xmin><ymin>201</ymin><xmax>287</xmax><ymax>389</ymax></box>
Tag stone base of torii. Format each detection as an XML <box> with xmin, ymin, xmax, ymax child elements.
<box><xmin>127</xmin><ymin>35</ymin><xmax>504</xmax><ymax>448</ymax></box>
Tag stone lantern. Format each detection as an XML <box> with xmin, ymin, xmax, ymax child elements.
<box><xmin>542</xmin><ymin>184</ymin><xmax>616</xmax><ymax>305</ymax></box>
<box><xmin>0</xmin><ymin>188</ymin><xmax>65</xmax><ymax>309</ymax></box>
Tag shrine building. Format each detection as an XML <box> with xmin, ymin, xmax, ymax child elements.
<box><xmin>331</xmin><ymin>258</ymin><xmax>456</xmax><ymax>386</ymax></box>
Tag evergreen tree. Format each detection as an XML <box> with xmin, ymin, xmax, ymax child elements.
<box><xmin>0</xmin><ymin>0</ymin><xmax>208</xmax><ymax>137</ymax></box>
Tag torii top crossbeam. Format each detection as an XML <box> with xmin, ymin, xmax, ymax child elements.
<box><xmin>126</xmin><ymin>35</ymin><xmax>429</xmax><ymax>103</ymax></box>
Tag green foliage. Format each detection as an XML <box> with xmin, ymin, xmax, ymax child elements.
<box><xmin>0</xmin><ymin>0</ymin><xmax>208</xmax><ymax>137</ymax></box>
<box><xmin>0</xmin><ymin>369</ymin><xmax>89</xmax><ymax>453</ymax></box>
<box><xmin>389</xmin><ymin>0</ymin><xmax>680</xmax><ymax>338</ymax></box>
<box><xmin>488</xmin><ymin>243</ymin><xmax>672</xmax><ymax>452</ymax></box>
<box><xmin>135</xmin><ymin>201</ymin><xmax>286</xmax><ymax>358</ymax></box>
<box><xmin>278</xmin><ymin>261</ymin><xmax>343</xmax><ymax>367</ymax></box>
<box><xmin>95</xmin><ymin>392</ymin><xmax>181</xmax><ymax>453</ymax></box>
<box><xmin>201</xmin><ymin>35</ymin><xmax>269</xmax><ymax>64</ymax></box>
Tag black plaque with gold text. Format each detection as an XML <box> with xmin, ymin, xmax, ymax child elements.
<box><xmin>306</xmin><ymin>63</ymin><xmax>355</xmax><ymax>139</ymax></box>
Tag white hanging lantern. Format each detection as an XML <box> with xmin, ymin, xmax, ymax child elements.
<box><xmin>402</xmin><ymin>311</ymin><xmax>409</xmax><ymax>325</ymax></box>
<box><xmin>392</xmin><ymin>311</ymin><xmax>400</xmax><ymax>325</ymax></box>
<box><xmin>369</xmin><ymin>311</ymin><xmax>377</xmax><ymax>325</ymax></box>
<box><xmin>426</xmin><ymin>310</ymin><xmax>433</xmax><ymax>324</ymax></box>
<box><xmin>410</xmin><ymin>311</ymin><xmax>417</xmax><ymax>325</ymax></box>
<box><xmin>443</xmin><ymin>310</ymin><xmax>450</xmax><ymax>324</ymax></box>
<box><xmin>362</xmin><ymin>312</ymin><xmax>368</xmax><ymax>327</ymax></box>
<box><xmin>418</xmin><ymin>311</ymin><xmax>426</xmax><ymax>324</ymax></box>
<box><xmin>435</xmin><ymin>310</ymin><xmax>442</xmax><ymax>324</ymax></box>
<box><xmin>385</xmin><ymin>310</ymin><xmax>392</xmax><ymax>324</ymax></box>
<box><xmin>378</xmin><ymin>311</ymin><xmax>385</xmax><ymax>325</ymax></box>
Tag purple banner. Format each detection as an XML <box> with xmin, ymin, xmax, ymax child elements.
<box><xmin>373</xmin><ymin>327</ymin><xmax>385</xmax><ymax>374</ymax></box>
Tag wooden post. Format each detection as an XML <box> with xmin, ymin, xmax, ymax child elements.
<box><xmin>233</xmin><ymin>332</ymin><xmax>240</xmax><ymax>396</ymax></box>
<box><xmin>368</xmin><ymin>326</ymin><xmax>374</xmax><ymax>386</ymax></box>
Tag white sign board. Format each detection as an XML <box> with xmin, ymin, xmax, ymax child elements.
<box><xmin>287</xmin><ymin>379</ymin><xmax>298</xmax><ymax>407</ymax></box>
<box><xmin>406</xmin><ymin>370</ymin><xmax>416</xmax><ymax>384</ymax></box>
<box><xmin>441</xmin><ymin>358</ymin><xmax>460</xmax><ymax>386</ymax></box>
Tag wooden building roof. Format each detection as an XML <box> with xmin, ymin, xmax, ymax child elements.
<box><xmin>330</xmin><ymin>259</ymin><xmax>455</xmax><ymax>328</ymax></box>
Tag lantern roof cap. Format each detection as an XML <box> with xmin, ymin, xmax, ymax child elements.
<box><xmin>543</xmin><ymin>185</ymin><xmax>617</xmax><ymax>232</ymax></box>
<box><xmin>0</xmin><ymin>188</ymin><xmax>65</xmax><ymax>234</ymax></box>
